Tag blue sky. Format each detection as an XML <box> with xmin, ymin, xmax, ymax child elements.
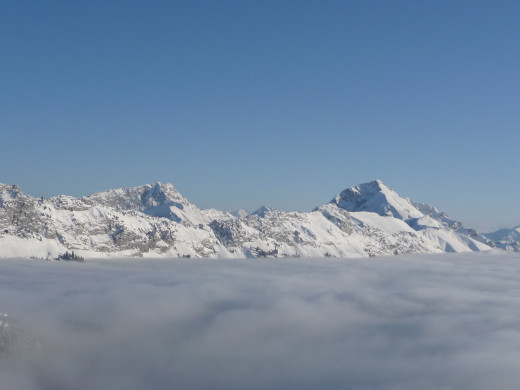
<box><xmin>1</xmin><ymin>1</ymin><xmax>518</xmax><ymax>231</ymax></box>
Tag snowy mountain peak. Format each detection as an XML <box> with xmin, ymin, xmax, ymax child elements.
<box><xmin>85</xmin><ymin>182</ymin><xmax>221</xmax><ymax>225</ymax></box>
<box><xmin>88</xmin><ymin>182</ymin><xmax>188</xmax><ymax>213</ymax></box>
<box><xmin>228</xmin><ymin>209</ymin><xmax>250</xmax><ymax>218</ymax></box>
<box><xmin>484</xmin><ymin>226</ymin><xmax>520</xmax><ymax>243</ymax></box>
<box><xmin>332</xmin><ymin>180</ymin><xmax>423</xmax><ymax>221</ymax></box>
<box><xmin>0</xmin><ymin>184</ymin><xmax>22</xmax><ymax>204</ymax></box>
<box><xmin>0</xmin><ymin>184</ymin><xmax>33</xmax><ymax>210</ymax></box>
<box><xmin>139</xmin><ymin>182</ymin><xmax>185</xmax><ymax>209</ymax></box>
<box><xmin>251</xmin><ymin>206</ymin><xmax>272</xmax><ymax>218</ymax></box>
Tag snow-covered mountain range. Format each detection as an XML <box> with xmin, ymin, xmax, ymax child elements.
<box><xmin>0</xmin><ymin>180</ymin><xmax>514</xmax><ymax>259</ymax></box>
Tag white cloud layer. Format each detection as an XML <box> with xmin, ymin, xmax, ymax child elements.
<box><xmin>1</xmin><ymin>251</ymin><xmax>520</xmax><ymax>389</ymax></box>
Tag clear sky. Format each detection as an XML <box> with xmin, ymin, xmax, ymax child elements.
<box><xmin>1</xmin><ymin>1</ymin><xmax>519</xmax><ymax>231</ymax></box>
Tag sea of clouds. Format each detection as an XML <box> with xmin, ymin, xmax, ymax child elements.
<box><xmin>1</xmin><ymin>251</ymin><xmax>520</xmax><ymax>389</ymax></box>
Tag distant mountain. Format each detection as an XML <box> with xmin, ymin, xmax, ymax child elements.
<box><xmin>250</xmin><ymin>206</ymin><xmax>272</xmax><ymax>218</ymax></box>
<box><xmin>483</xmin><ymin>227</ymin><xmax>520</xmax><ymax>251</ymax></box>
<box><xmin>484</xmin><ymin>226</ymin><xmax>520</xmax><ymax>241</ymax></box>
<box><xmin>0</xmin><ymin>180</ymin><xmax>499</xmax><ymax>259</ymax></box>
<box><xmin>228</xmin><ymin>209</ymin><xmax>250</xmax><ymax>219</ymax></box>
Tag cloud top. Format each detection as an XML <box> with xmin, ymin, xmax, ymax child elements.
<box><xmin>1</xmin><ymin>251</ymin><xmax>520</xmax><ymax>389</ymax></box>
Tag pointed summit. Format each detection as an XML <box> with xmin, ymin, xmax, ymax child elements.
<box><xmin>251</xmin><ymin>206</ymin><xmax>272</xmax><ymax>218</ymax></box>
<box><xmin>139</xmin><ymin>182</ymin><xmax>185</xmax><ymax>209</ymax></box>
<box><xmin>331</xmin><ymin>180</ymin><xmax>423</xmax><ymax>221</ymax></box>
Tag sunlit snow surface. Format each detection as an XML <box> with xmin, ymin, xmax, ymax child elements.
<box><xmin>1</xmin><ymin>251</ymin><xmax>520</xmax><ymax>390</ymax></box>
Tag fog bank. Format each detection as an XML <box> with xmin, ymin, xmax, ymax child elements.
<box><xmin>1</xmin><ymin>251</ymin><xmax>520</xmax><ymax>389</ymax></box>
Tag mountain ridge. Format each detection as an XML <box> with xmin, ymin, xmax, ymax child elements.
<box><xmin>0</xmin><ymin>180</ymin><xmax>514</xmax><ymax>259</ymax></box>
